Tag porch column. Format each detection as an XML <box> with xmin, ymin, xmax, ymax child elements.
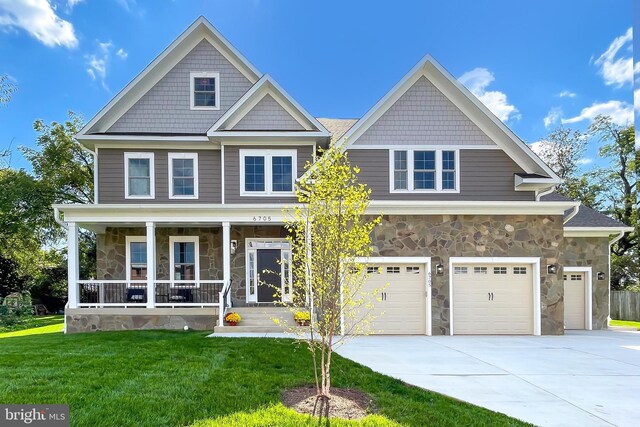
<box><xmin>146</xmin><ymin>221</ymin><xmax>156</xmax><ymax>308</ymax></box>
<box><xmin>222</xmin><ymin>222</ymin><xmax>231</xmax><ymax>306</ymax></box>
<box><xmin>67</xmin><ymin>222</ymin><xmax>79</xmax><ymax>309</ymax></box>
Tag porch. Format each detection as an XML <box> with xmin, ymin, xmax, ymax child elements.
<box><xmin>59</xmin><ymin>205</ymin><xmax>296</xmax><ymax>332</ymax></box>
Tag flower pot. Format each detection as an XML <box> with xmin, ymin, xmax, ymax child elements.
<box><xmin>296</xmin><ymin>320</ymin><xmax>310</xmax><ymax>326</ymax></box>
<box><xmin>227</xmin><ymin>322</ymin><xmax>238</xmax><ymax>326</ymax></box>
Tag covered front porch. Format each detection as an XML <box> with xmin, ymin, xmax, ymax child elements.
<box><xmin>56</xmin><ymin>204</ymin><xmax>295</xmax><ymax>332</ymax></box>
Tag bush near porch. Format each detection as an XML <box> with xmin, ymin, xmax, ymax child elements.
<box><xmin>0</xmin><ymin>330</ymin><xmax>531</xmax><ymax>427</ymax></box>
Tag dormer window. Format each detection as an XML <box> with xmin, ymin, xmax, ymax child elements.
<box><xmin>390</xmin><ymin>149</ymin><xmax>459</xmax><ymax>193</ymax></box>
<box><xmin>190</xmin><ymin>72</ymin><xmax>220</xmax><ymax>110</ymax></box>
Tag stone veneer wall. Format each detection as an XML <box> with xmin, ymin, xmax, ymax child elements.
<box><xmin>561</xmin><ymin>236</ymin><xmax>610</xmax><ymax>329</ymax></box>
<box><xmin>369</xmin><ymin>214</ymin><xmax>565</xmax><ymax>335</ymax></box>
<box><xmin>97</xmin><ymin>227</ymin><xmax>223</xmax><ymax>281</ymax></box>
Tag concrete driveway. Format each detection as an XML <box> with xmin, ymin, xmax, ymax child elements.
<box><xmin>335</xmin><ymin>330</ymin><xmax>640</xmax><ymax>427</ymax></box>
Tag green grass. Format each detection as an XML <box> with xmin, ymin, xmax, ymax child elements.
<box><xmin>0</xmin><ymin>315</ymin><xmax>64</xmax><ymax>335</ymax></box>
<box><xmin>610</xmin><ymin>319</ymin><xmax>640</xmax><ymax>330</ymax></box>
<box><xmin>0</xmin><ymin>330</ymin><xmax>529</xmax><ymax>427</ymax></box>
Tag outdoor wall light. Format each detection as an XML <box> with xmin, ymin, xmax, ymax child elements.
<box><xmin>597</xmin><ymin>271</ymin><xmax>605</xmax><ymax>280</ymax></box>
<box><xmin>230</xmin><ymin>240</ymin><xmax>238</xmax><ymax>255</ymax></box>
<box><xmin>435</xmin><ymin>264</ymin><xmax>444</xmax><ymax>275</ymax></box>
<box><xmin>547</xmin><ymin>264</ymin><xmax>558</xmax><ymax>275</ymax></box>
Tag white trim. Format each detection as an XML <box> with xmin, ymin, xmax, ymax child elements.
<box><xmin>207</xmin><ymin>74</ymin><xmax>330</xmax><ymax>135</ymax></box>
<box><xmin>563</xmin><ymin>266</ymin><xmax>593</xmax><ymax>330</ymax></box>
<box><xmin>564</xmin><ymin>227</ymin><xmax>634</xmax><ymax>237</ymax></box>
<box><xmin>353</xmin><ymin>256</ymin><xmax>432</xmax><ymax>336</ymax></box>
<box><xmin>239</xmin><ymin>149</ymin><xmax>297</xmax><ymax>196</ymax></box>
<box><xmin>168</xmin><ymin>152</ymin><xmax>199</xmax><ymax>199</ymax></box>
<box><xmin>125</xmin><ymin>235</ymin><xmax>148</xmax><ymax>285</ymax></box>
<box><xmin>389</xmin><ymin>148</ymin><xmax>460</xmax><ymax>193</ymax></box>
<box><xmin>210</xmin><ymin>131</ymin><xmax>328</xmax><ymax>139</ymax></box>
<box><xmin>326</xmin><ymin>55</ymin><xmax>560</xmax><ymax>182</ymax></box>
<box><xmin>77</xmin><ymin>17</ymin><xmax>260</xmax><ymax>136</ymax></box>
<box><xmin>218</xmin><ymin>139</ymin><xmax>318</xmax><ymax>146</ymax></box>
<box><xmin>124</xmin><ymin>152</ymin><xmax>155</xmax><ymax>199</ymax></box>
<box><xmin>169</xmin><ymin>236</ymin><xmax>200</xmax><ymax>287</ymax></box>
<box><xmin>449</xmin><ymin>257</ymin><xmax>541</xmax><ymax>336</ymax></box>
<box><xmin>189</xmin><ymin>71</ymin><xmax>220</xmax><ymax>110</ymax></box>
<box><xmin>221</xmin><ymin>145</ymin><xmax>225</xmax><ymax>204</ymax></box>
<box><xmin>245</xmin><ymin>238</ymin><xmax>291</xmax><ymax>303</ymax></box>
<box><xmin>145</xmin><ymin>222</ymin><xmax>156</xmax><ymax>308</ymax></box>
<box><xmin>67</xmin><ymin>223</ymin><xmax>79</xmax><ymax>309</ymax></box>
<box><xmin>94</xmin><ymin>147</ymin><xmax>99</xmax><ymax>204</ymax></box>
<box><xmin>348</xmin><ymin>144</ymin><xmax>500</xmax><ymax>150</ymax></box>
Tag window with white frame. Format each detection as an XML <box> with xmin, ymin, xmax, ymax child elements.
<box><xmin>454</xmin><ymin>266</ymin><xmax>468</xmax><ymax>274</ymax></box>
<box><xmin>493</xmin><ymin>267</ymin><xmax>507</xmax><ymax>275</ymax></box>
<box><xmin>367</xmin><ymin>266</ymin><xmax>381</xmax><ymax>274</ymax></box>
<box><xmin>390</xmin><ymin>149</ymin><xmax>458</xmax><ymax>192</ymax></box>
<box><xmin>240</xmin><ymin>149</ymin><xmax>296</xmax><ymax>195</ymax></box>
<box><xmin>170</xmin><ymin>236</ymin><xmax>199</xmax><ymax>286</ymax></box>
<box><xmin>169</xmin><ymin>153</ymin><xmax>198</xmax><ymax>199</ymax></box>
<box><xmin>126</xmin><ymin>236</ymin><xmax>147</xmax><ymax>286</ymax></box>
<box><xmin>124</xmin><ymin>152</ymin><xmax>154</xmax><ymax>199</ymax></box>
<box><xmin>386</xmin><ymin>266</ymin><xmax>401</xmax><ymax>274</ymax></box>
<box><xmin>190</xmin><ymin>72</ymin><xmax>220</xmax><ymax>110</ymax></box>
<box><xmin>406</xmin><ymin>266</ymin><xmax>420</xmax><ymax>274</ymax></box>
<box><xmin>513</xmin><ymin>266</ymin><xmax>527</xmax><ymax>275</ymax></box>
<box><xmin>474</xmin><ymin>266</ymin><xmax>488</xmax><ymax>274</ymax></box>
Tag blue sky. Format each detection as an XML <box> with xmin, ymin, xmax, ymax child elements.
<box><xmin>0</xmin><ymin>0</ymin><xmax>635</xmax><ymax>170</ymax></box>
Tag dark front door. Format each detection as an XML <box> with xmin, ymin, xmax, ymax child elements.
<box><xmin>257</xmin><ymin>249</ymin><xmax>281</xmax><ymax>302</ymax></box>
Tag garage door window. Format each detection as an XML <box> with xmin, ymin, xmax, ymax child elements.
<box><xmin>386</xmin><ymin>266</ymin><xmax>400</xmax><ymax>274</ymax></box>
<box><xmin>570</xmin><ymin>274</ymin><xmax>581</xmax><ymax>280</ymax></box>
<box><xmin>513</xmin><ymin>267</ymin><xmax>527</xmax><ymax>274</ymax></box>
<box><xmin>454</xmin><ymin>266</ymin><xmax>468</xmax><ymax>274</ymax></box>
<box><xmin>366</xmin><ymin>266</ymin><xmax>381</xmax><ymax>274</ymax></box>
<box><xmin>406</xmin><ymin>266</ymin><xmax>420</xmax><ymax>274</ymax></box>
<box><xmin>493</xmin><ymin>267</ymin><xmax>507</xmax><ymax>275</ymax></box>
<box><xmin>474</xmin><ymin>266</ymin><xmax>487</xmax><ymax>274</ymax></box>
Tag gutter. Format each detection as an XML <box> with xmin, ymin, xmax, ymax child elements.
<box><xmin>53</xmin><ymin>207</ymin><xmax>68</xmax><ymax>230</ymax></box>
<box><xmin>563</xmin><ymin>203</ymin><xmax>580</xmax><ymax>224</ymax></box>
<box><xmin>535</xmin><ymin>185</ymin><xmax>556</xmax><ymax>201</ymax></box>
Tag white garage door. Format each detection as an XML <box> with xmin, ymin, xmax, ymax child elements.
<box><xmin>452</xmin><ymin>263</ymin><xmax>533</xmax><ymax>334</ymax></box>
<box><xmin>346</xmin><ymin>264</ymin><xmax>426</xmax><ymax>335</ymax></box>
<box><xmin>564</xmin><ymin>272</ymin><xmax>586</xmax><ymax>330</ymax></box>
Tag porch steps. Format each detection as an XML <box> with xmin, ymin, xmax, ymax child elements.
<box><xmin>214</xmin><ymin>306</ymin><xmax>307</xmax><ymax>334</ymax></box>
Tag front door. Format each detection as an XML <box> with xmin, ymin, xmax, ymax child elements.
<box><xmin>257</xmin><ymin>249</ymin><xmax>281</xmax><ymax>303</ymax></box>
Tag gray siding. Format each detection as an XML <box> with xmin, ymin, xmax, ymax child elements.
<box><xmin>354</xmin><ymin>76</ymin><xmax>496</xmax><ymax>146</ymax></box>
<box><xmin>348</xmin><ymin>149</ymin><xmax>535</xmax><ymax>201</ymax></box>
<box><xmin>107</xmin><ymin>40</ymin><xmax>253</xmax><ymax>134</ymax></box>
<box><xmin>224</xmin><ymin>145</ymin><xmax>313</xmax><ymax>204</ymax></box>
<box><xmin>98</xmin><ymin>149</ymin><xmax>221</xmax><ymax>203</ymax></box>
<box><xmin>232</xmin><ymin>94</ymin><xmax>305</xmax><ymax>131</ymax></box>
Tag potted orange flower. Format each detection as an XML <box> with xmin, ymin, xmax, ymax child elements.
<box><xmin>224</xmin><ymin>312</ymin><xmax>241</xmax><ymax>326</ymax></box>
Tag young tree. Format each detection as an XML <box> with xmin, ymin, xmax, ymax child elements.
<box><xmin>282</xmin><ymin>147</ymin><xmax>381</xmax><ymax>406</ymax></box>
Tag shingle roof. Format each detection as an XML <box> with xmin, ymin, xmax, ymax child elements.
<box><xmin>541</xmin><ymin>193</ymin><xmax>628</xmax><ymax>228</ymax></box>
<box><xmin>317</xmin><ymin>118</ymin><xmax>358</xmax><ymax>145</ymax></box>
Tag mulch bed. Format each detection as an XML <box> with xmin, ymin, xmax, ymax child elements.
<box><xmin>282</xmin><ymin>385</ymin><xmax>374</xmax><ymax>420</ymax></box>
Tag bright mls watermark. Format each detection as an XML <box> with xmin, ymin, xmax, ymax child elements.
<box><xmin>1</xmin><ymin>405</ymin><xmax>68</xmax><ymax>426</ymax></box>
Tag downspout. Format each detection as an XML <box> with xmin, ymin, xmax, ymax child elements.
<box><xmin>563</xmin><ymin>204</ymin><xmax>580</xmax><ymax>224</ymax></box>
<box><xmin>535</xmin><ymin>185</ymin><xmax>556</xmax><ymax>201</ymax></box>
<box><xmin>607</xmin><ymin>230</ymin><xmax>625</xmax><ymax>328</ymax></box>
<box><xmin>53</xmin><ymin>207</ymin><xmax>68</xmax><ymax>230</ymax></box>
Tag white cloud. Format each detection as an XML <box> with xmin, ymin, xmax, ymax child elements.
<box><xmin>86</xmin><ymin>40</ymin><xmax>117</xmax><ymax>91</ymax></box>
<box><xmin>116</xmin><ymin>48</ymin><xmax>128</xmax><ymax>59</ymax></box>
<box><xmin>0</xmin><ymin>0</ymin><xmax>78</xmax><ymax>48</ymax></box>
<box><xmin>558</xmin><ymin>90</ymin><xmax>576</xmax><ymax>98</ymax></box>
<box><xmin>66</xmin><ymin>0</ymin><xmax>84</xmax><ymax>11</ymax></box>
<box><xmin>635</xmin><ymin>89</ymin><xmax>640</xmax><ymax>112</ymax></box>
<box><xmin>562</xmin><ymin>100</ymin><xmax>633</xmax><ymax>126</ymax></box>
<box><xmin>576</xmin><ymin>158</ymin><xmax>593</xmax><ymax>165</ymax></box>
<box><xmin>594</xmin><ymin>27</ymin><xmax>633</xmax><ymax>87</ymax></box>
<box><xmin>528</xmin><ymin>141</ymin><xmax>545</xmax><ymax>156</ymax></box>
<box><xmin>458</xmin><ymin>67</ymin><xmax>520</xmax><ymax>122</ymax></box>
<box><xmin>543</xmin><ymin>107</ymin><xmax>563</xmax><ymax>129</ymax></box>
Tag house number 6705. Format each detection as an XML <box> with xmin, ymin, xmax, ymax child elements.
<box><xmin>253</xmin><ymin>216</ymin><xmax>272</xmax><ymax>222</ymax></box>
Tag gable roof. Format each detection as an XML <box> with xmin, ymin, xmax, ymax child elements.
<box><xmin>336</xmin><ymin>55</ymin><xmax>560</xmax><ymax>182</ymax></box>
<box><xmin>207</xmin><ymin>74</ymin><xmax>329</xmax><ymax>136</ymax></box>
<box><xmin>77</xmin><ymin>16</ymin><xmax>261</xmax><ymax>138</ymax></box>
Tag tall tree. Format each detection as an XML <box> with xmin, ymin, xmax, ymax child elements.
<box><xmin>283</xmin><ymin>147</ymin><xmax>381</xmax><ymax>409</ymax></box>
<box><xmin>589</xmin><ymin>116</ymin><xmax>637</xmax><ymax>289</ymax></box>
<box><xmin>1</xmin><ymin>74</ymin><xmax>17</xmax><ymax>168</ymax></box>
<box><xmin>534</xmin><ymin>127</ymin><xmax>602</xmax><ymax>209</ymax></box>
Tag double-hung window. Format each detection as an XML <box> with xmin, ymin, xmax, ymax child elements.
<box><xmin>170</xmin><ymin>236</ymin><xmax>199</xmax><ymax>287</ymax></box>
<box><xmin>190</xmin><ymin>72</ymin><xmax>220</xmax><ymax>110</ymax></box>
<box><xmin>125</xmin><ymin>152</ymin><xmax>154</xmax><ymax>199</ymax></box>
<box><xmin>169</xmin><ymin>153</ymin><xmax>198</xmax><ymax>199</ymax></box>
<box><xmin>390</xmin><ymin>149</ymin><xmax>458</xmax><ymax>192</ymax></box>
<box><xmin>126</xmin><ymin>236</ymin><xmax>147</xmax><ymax>287</ymax></box>
<box><xmin>240</xmin><ymin>149</ymin><xmax>296</xmax><ymax>196</ymax></box>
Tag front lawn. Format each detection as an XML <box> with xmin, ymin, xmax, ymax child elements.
<box><xmin>0</xmin><ymin>330</ymin><xmax>529</xmax><ymax>427</ymax></box>
<box><xmin>610</xmin><ymin>319</ymin><xmax>640</xmax><ymax>330</ymax></box>
<box><xmin>0</xmin><ymin>314</ymin><xmax>64</xmax><ymax>335</ymax></box>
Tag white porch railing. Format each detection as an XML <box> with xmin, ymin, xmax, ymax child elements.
<box><xmin>77</xmin><ymin>280</ymin><xmax>224</xmax><ymax>308</ymax></box>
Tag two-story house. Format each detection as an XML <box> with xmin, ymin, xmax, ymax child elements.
<box><xmin>56</xmin><ymin>17</ymin><xmax>632</xmax><ymax>335</ymax></box>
